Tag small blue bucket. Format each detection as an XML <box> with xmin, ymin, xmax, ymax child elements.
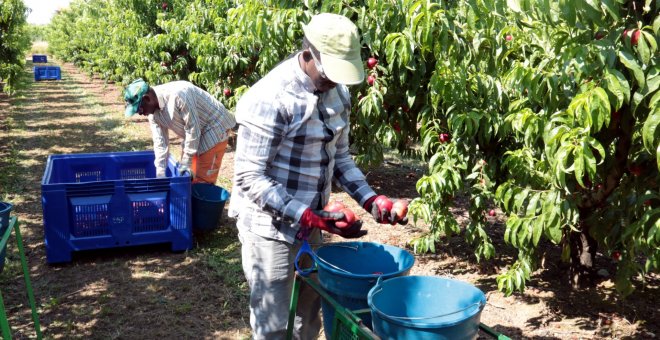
<box><xmin>368</xmin><ymin>276</ymin><xmax>486</xmax><ymax>340</ymax></box>
<box><xmin>0</xmin><ymin>202</ymin><xmax>14</xmax><ymax>273</ymax></box>
<box><xmin>315</xmin><ymin>242</ymin><xmax>415</xmax><ymax>339</ymax></box>
<box><xmin>191</xmin><ymin>184</ymin><xmax>229</xmax><ymax>232</ymax></box>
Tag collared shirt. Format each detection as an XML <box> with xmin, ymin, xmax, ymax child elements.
<box><xmin>228</xmin><ymin>53</ymin><xmax>376</xmax><ymax>244</ymax></box>
<box><xmin>148</xmin><ymin>81</ymin><xmax>236</xmax><ymax>172</ymax></box>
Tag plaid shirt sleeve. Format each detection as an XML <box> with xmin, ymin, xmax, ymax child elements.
<box><xmin>331</xmin><ymin>86</ymin><xmax>377</xmax><ymax>207</ymax></box>
<box><xmin>233</xmin><ymin>100</ymin><xmax>309</xmax><ymax>223</ymax></box>
<box><xmin>148</xmin><ymin>115</ymin><xmax>170</xmax><ymax>174</ymax></box>
<box><xmin>175</xmin><ymin>94</ymin><xmax>200</xmax><ymax>167</ymax></box>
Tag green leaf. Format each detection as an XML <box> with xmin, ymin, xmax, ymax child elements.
<box><xmin>619</xmin><ymin>51</ymin><xmax>646</xmax><ymax>88</ymax></box>
<box><xmin>643</xmin><ymin>106</ymin><xmax>660</xmax><ymax>153</ymax></box>
<box><xmin>560</xmin><ymin>0</ymin><xmax>576</xmax><ymax>26</ymax></box>
<box><xmin>601</xmin><ymin>0</ymin><xmax>620</xmax><ymax>20</ymax></box>
<box><xmin>637</xmin><ymin>30</ymin><xmax>651</xmax><ymax>65</ymax></box>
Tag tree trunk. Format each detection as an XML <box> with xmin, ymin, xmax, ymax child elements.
<box><xmin>569</xmin><ymin>222</ymin><xmax>598</xmax><ymax>288</ymax></box>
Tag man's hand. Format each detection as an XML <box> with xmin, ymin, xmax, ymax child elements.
<box><xmin>156</xmin><ymin>168</ymin><xmax>167</xmax><ymax>178</ymax></box>
<box><xmin>363</xmin><ymin>195</ymin><xmax>408</xmax><ymax>225</ymax></box>
<box><xmin>177</xmin><ymin>163</ymin><xmax>195</xmax><ymax>179</ymax></box>
<box><xmin>298</xmin><ymin>208</ymin><xmax>367</xmax><ymax>239</ymax></box>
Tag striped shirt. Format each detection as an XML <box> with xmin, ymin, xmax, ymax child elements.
<box><xmin>149</xmin><ymin>81</ymin><xmax>236</xmax><ymax>172</ymax></box>
<box><xmin>228</xmin><ymin>53</ymin><xmax>376</xmax><ymax>244</ymax></box>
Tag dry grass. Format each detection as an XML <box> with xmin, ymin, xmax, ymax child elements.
<box><xmin>31</xmin><ymin>41</ymin><xmax>49</xmax><ymax>55</ymax></box>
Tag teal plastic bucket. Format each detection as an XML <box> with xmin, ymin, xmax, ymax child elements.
<box><xmin>0</xmin><ymin>202</ymin><xmax>13</xmax><ymax>273</ymax></box>
<box><xmin>315</xmin><ymin>242</ymin><xmax>415</xmax><ymax>339</ymax></box>
<box><xmin>368</xmin><ymin>276</ymin><xmax>486</xmax><ymax>340</ymax></box>
<box><xmin>191</xmin><ymin>184</ymin><xmax>229</xmax><ymax>232</ymax></box>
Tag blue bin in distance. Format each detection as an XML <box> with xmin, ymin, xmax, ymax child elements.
<box><xmin>34</xmin><ymin>66</ymin><xmax>61</xmax><ymax>81</ymax></box>
<box><xmin>315</xmin><ymin>242</ymin><xmax>415</xmax><ymax>339</ymax></box>
<box><xmin>0</xmin><ymin>201</ymin><xmax>14</xmax><ymax>273</ymax></box>
<box><xmin>32</xmin><ymin>54</ymin><xmax>48</xmax><ymax>63</ymax></box>
<box><xmin>368</xmin><ymin>276</ymin><xmax>486</xmax><ymax>340</ymax></box>
<box><xmin>191</xmin><ymin>183</ymin><xmax>229</xmax><ymax>232</ymax></box>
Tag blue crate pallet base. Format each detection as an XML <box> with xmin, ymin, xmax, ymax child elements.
<box><xmin>34</xmin><ymin>66</ymin><xmax>61</xmax><ymax>81</ymax></box>
<box><xmin>42</xmin><ymin>151</ymin><xmax>192</xmax><ymax>263</ymax></box>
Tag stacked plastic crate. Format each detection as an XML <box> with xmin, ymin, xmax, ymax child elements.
<box><xmin>32</xmin><ymin>54</ymin><xmax>61</xmax><ymax>81</ymax></box>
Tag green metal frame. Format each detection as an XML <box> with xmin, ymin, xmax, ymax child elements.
<box><xmin>285</xmin><ymin>270</ymin><xmax>512</xmax><ymax>340</ymax></box>
<box><xmin>286</xmin><ymin>272</ymin><xmax>379</xmax><ymax>340</ymax></box>
<box><xmin>0</xmin><ymin>216</ymin><xmax>43</xmax><ymax>340</ymax></box>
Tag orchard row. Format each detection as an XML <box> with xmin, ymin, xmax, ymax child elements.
<box><xmin>46</xmin><ymin>0</ymin><xmax>659</xmax><ymax>296</ymax></box>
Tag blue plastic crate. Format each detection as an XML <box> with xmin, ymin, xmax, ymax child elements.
<box><xmin>34</xmin><ymin>66</ymin><xmax>61</xmax><ymax>81</ymax></box>
<box><xmin>41</xmin><ymin>151</ymin><xmax>192</xmax><ymax>263</ymax></box>
<box><xmin>32</xmin><ymin>54</ymin><xmax>48</xmax><ymax>63</ymax></box>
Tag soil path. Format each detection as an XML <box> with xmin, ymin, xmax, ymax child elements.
<box><xmin>0</xmin><ymin>60</ymin><xmax>657</xmax><ymax>339</ymax></box>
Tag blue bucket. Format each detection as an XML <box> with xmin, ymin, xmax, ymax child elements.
<box><xmin>315</xmin><ymin>242</ymin><xmax>415</xmax><ymax>339</ymax></box>
<box><xmin>191</xmin><ymin>183</ymin><xmax>229</xmax><ymax>232</ymax></box>
<box><xmin>0</xmin><ymin>202</ymin><xmax>14</xmax><ymax>273</ymax></box>
<box><xmin>368</xmin><ymin>276</ymin><xmax>486</xmax><ymax>340</ymax></box>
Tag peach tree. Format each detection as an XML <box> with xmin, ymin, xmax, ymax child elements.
<box><xmin>0</xmin><ymin>0</ymin><xmax>30</xmax><ymax>94</ymax></box>
<box><xmin>353</xmin><ymin>0</ymin><xmax>658</xmax><ymax>295</ymax></box>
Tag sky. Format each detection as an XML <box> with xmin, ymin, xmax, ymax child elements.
<box><xmin>25</xmin><ymin>0</ymin><xmax>72</xmax><ymax>25</ymax></box>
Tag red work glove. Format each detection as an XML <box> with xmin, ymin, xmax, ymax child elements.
<box><xmin>363</xmin><ymin>195</ymin><xmax>409</xmax><ymax>225</ymax></box>
<box><xmin>298</xmin><ymin>208</ymin><xmax>366</xmax><ymax>239</ymax></box>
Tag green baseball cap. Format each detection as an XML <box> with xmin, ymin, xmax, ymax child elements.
<box><xmin>302</xmin><ymin>13</ymin><xmax>364</xmax><ymax>85</ymax></box>
<box><xmin>123</xmin><ymin>79</ymin><xmax>149</xmax><ymax>117</ymax></box>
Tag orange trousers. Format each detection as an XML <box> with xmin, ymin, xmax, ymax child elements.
<box><xmin>190</xmin><ymin>140</ymin><xmax>229</xmax><ymax>184</ymax></box>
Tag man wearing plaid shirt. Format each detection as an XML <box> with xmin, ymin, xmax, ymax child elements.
<box><xmin>229</xmin><ymin>13</ymin><xmax>408</xmax><ymax>340</ymax></box>
<box><xmin>123</xmin><ymin>79</ymin><xmax>236</xmax><ymax>184</ymax></box>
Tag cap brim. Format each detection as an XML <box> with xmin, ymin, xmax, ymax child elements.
<box><xmin>320</xmin><ymin>53</ymin><xmax>365</xmax><ymax>85</ymax></box>
<box><xmin>124</xmin><ymin>103</ymin><xmax>138</xmax><ymax>117</ymax></box>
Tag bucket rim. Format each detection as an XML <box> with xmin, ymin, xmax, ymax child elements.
<box><xmin>367</xmin><ymin>275</ymin><xmax>486</xmax><ymax>328</ymax></box>
<box><xmin>191</xmin><ymin>183</ymin><xmax>230</xmax><ymax>202</ymax></box>
<box><xmin>0</xmin><ymin>202</ymin><xmax>13</xmax><ymax>214</ymax></box>
<box><xmin>315</xmin><ymin>241</ymin><xmax>415</xmax><ymax>279</ymax></box>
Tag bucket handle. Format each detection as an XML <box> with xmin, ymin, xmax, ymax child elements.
<box><xmin>295</xmin><ymin>240</ymin><xmax>317</xmax><ymax>277</ymax></box>
<box><xmin>370</xmin><ymin>289</ymin><xmax>485</xmax><ymax>321</ymax></box>
<box><xmin>314</xmin><ymin>253</ymin><xmax>353</xmax><ymax>275</ymax></box>
<box><xmin>294</xmin><ymin>240</ymin><xmax>356</xmax><ymax>276</ymax></box>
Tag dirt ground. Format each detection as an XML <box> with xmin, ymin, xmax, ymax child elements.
<box><xmin>0</xmin><ymin>59</ymin><xmax>658</xmax><ymax>340</ymax></box>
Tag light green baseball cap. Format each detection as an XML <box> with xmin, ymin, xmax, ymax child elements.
<box><xmin>123</xmin><ymin>78</ymin><xmax>149</xmax><ymax>117</ymax></box>
<box><xmin>302</xmin><ymin>13</ymin><xmax>364</xmax><ymax>85</ymax></box>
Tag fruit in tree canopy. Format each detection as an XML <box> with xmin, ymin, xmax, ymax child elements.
<box><xmin>439</xmin><ymin>133</ymin><xmax>450</xmax><ymax>143</ymax></box>
<box><xmin>367</xmin><ymin>57</ymin><xmax>378</xmax><ymax>69</ymax></box>
<box><xmin>631</xmin><ymin>29</ymin><xmax>640</xmax><ymax>46</ymax></box>
<box><xmin>223</xmin><ymin>87</ymin><xmax>231</xmax><ymax>97</ymax></box>
<box><xmin>612</xmin><ymin>251</ymin><xmax>621</xmax><ymax>262</ymax></box>
<box><xmin>367</xmin><ymin>75</ymin><xmax>375</xmax><ymax>86</ymax></box>
<box><xmin>488</xmin><ymin>209</ymin><xmax>496</xmax><ymax>217</ymax></box>
<box><xmin>335</xmin><ymin>208</ymin><xmax>357</xmax><ymax>229</ymax></box>
<box><xmin>629</xmin><ymin>165</ymin><xmax>642</xmax><ymax>177</ymax></box>
<box><xmin>505</xmin><ymin>35</ymin><xmax>512</xmax><ymax>41</ymax></box>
